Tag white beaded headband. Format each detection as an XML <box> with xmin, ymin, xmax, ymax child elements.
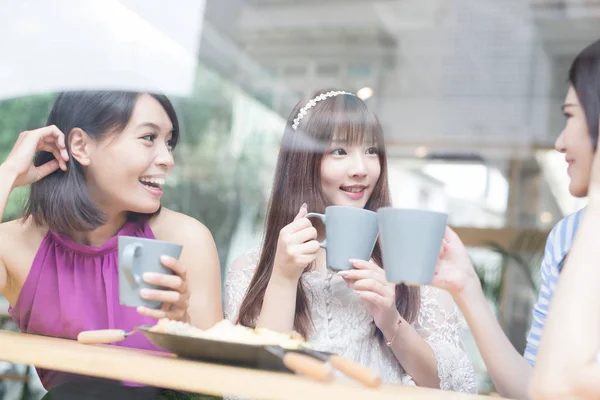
<box><xmin>292</xmin><ymin>90</ymin><xmax>355</xmax><ymax>131</ymax></box>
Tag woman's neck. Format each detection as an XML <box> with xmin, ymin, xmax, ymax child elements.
<box><xmin>70</xmin><ymin>211</ymin><xmax>129</xmax><ymax>247</ymax></box>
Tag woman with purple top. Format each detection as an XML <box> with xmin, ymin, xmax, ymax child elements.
<box><xmin>0</xmin><ymin>91</ymin><xmax>223</xmax><ymax>395</ymax></box>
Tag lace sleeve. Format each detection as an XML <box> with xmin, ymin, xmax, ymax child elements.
<box><xmin>223</xmin><ymin>248</ymin><xmax>260</xmax><ymax>322</ymax></box>
<box><xmin>414</xmin><ymin>286</ymin><xmax>478</xmax><ymax>393</ymax></box>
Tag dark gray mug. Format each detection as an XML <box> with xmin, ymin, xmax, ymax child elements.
<box><xmin>118</xmin><ymin>236</ymin><xmax>183</xmax><ymax>309</ymax></box>
<box><xmin>378</xmin><ymin>207</ymin><xmax>447</xmax><ymax>285</ymax></box>
<box><xmin>306</xmin><ymin>206</ymin><xmax>379</xmax><ymax>271</ymax></box>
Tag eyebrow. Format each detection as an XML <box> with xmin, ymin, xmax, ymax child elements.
<box><xmin>136</xmin><ymin>122</ymin><xmax>173</xmax><ymax>133</ymax></box>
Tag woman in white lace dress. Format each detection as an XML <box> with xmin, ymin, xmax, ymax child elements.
<box><xmin>224</xmin><ymin>89</ymin><xmax>477</xmax><ymax>393</ymax></box>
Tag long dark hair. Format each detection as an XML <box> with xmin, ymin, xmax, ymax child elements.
<box><xmin>23</xmin><ymin>91</ymin><xmax>179</xmax><ymax>234</ymax></box>
<box><xmin>569</xmin><ymin>38</ymin><xmax>600</xmax><ymax>147</ymax></box>
<box><xmin>237</xmin><ymin>89</ymin><xmax>421</xmax><ymax>338</ymax></box>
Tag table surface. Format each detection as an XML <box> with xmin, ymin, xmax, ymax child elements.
<box><xmin>0</xmin><ymin>330</ymin><xmax>508</xmax><ymax>400</ymax></box>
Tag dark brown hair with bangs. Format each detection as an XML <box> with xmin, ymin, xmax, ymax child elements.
<box><xmin>237</xmin><ymin>89</ymin><xmax>421</xmax><ymax>338</ymax></box>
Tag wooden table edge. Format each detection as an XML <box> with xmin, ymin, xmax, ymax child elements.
<box><xmin>0</xmin><ymin>330</ymin><xmax>495</xmax><ymax>400</ymax></box>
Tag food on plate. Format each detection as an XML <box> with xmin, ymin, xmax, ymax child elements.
<box><xmin>150</xmin><ymin>319</ymin><xmax>308</xmax><ymax>349</ymax></box>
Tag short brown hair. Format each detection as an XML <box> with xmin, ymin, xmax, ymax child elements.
<box><xmin>24</xmin><ymin>91</ymin><xmax>179</xmax><ymax>234</ymax></box>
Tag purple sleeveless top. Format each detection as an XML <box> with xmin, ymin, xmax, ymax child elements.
<box><xmin>9</xmin><ymin>220</ymin><xmax>161</xmax><ymax>390</ymax></box>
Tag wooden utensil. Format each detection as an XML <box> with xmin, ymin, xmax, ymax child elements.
<box><xmin>265</xmin><ymin>346</ymin><xmax>334</xmax><ymax>383</ymax></box>
<box><xmin>77</xmin><ymin>328</ymin><xmax>140</xmax><ymax>344</ymax></box>
<box><xmin>300</xmin><ymin>348</ymin><xmax>382</xmax><ymax>388</ymax></box>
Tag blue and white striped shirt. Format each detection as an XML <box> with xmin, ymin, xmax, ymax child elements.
<box><xmin>524</xmin><ymin>208</ymin><xmax>585</xmax><ymax>365</ymax></box>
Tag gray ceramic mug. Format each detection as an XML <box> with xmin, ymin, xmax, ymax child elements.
<box><xmin>118</xmin><ymin>236</ymin><xmax>183</xmax><ymax>309</ymax></box>
<box><xmin>378</xmin><ymin>207</ymin><xmax>447</xmax><ymax>285</ymax></box>
<box><xmin>306</xmin><ymin>206</ymin><xmax>379</xmax><ymax>271</ymax></box>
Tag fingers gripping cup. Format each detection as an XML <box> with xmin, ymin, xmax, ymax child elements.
<box><xmin>118</xmin><ymin>236</ymin><xmax>183</xmax><ymax>309</ymax></box>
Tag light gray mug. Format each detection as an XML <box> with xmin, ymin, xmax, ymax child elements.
<box><xmin>378</xmin><ymin>207</ymin><xmax>447</xmax><ymax>285</ymax></box>
<box><xmin>306</xmin><ymin>206</ymin><xmax>379</xmax><ymax>271</ymax></box>
<box><xmin>118</xmin><ymin>236</ymin><xmax>183</xmax><ymax>309</ymax></box>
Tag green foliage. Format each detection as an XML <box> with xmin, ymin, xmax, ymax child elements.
<box><xmin>0</xmin><ymin>94</ymin><xmax>55</xmax><ymax>222</ymax></box>
<box><xmin>0</xmin><ymin>94</ymin><xmax>55</xmax><ymax>159</ymax></box>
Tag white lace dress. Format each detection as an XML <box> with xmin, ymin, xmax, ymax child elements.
<box><xmin>224</xmin><ymin>249</ymin><xmax>477</xmax><ymax>393</ymax></box>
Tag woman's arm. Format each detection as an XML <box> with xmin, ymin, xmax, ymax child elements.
<box><xmin>433</xmin><ymin>227</ymin><xmax>535</xmax><ymax>399</ymax></box>
<box><xmin>530</xmin><ymin>205</ymin><xmax>600</xmax><ymax>399</ymax></box>
<box><xmin>382</xmin><ymin>309</ymin><xmax>441</xmax><ymax>388</ymax></box>
<box><xmin>181</xmin><ymin>221</ymin><xmax>223</xmax><ymax>329</ymax></box>
<box><xmin>341</xmin><ymin>259</ymin><xmax>440</xmax><ymax>388</ymax></box>
<box><xmin>0</xmin><ymin>166</ymin><xmax>16</xmax><ymax>295</ymax></box>
<box><xmin>156</xmin><ymin>209</ymin><xmax>223</xmax><ymax>329</ymax></box>
<box><xmin>456</xmin><ymin>283</ymin><xmax>531</xmax><ymax>397</ymax></box>
<box><xmin>0</xmin><ymin>125</ymin><xmax>70</xmax><ymax>297</ymax></box>
<box><xmin>256</xmin><ymin>271</ymin><xmax>300</xmax><ymax>333</ymax></box>
<box><xmin>256</xmin><ymin>205</ymin><xmax>319</xmax><ymax>333</ymax></box>
<box><xmin>0</xmin><ymin>165</ymin><xmax>17</xmax><ymax>223</ymax></box>
<box><xmin>341</xmin><ymin>259</ymin><xmax>469</xmax><ymax>390</ymax></box>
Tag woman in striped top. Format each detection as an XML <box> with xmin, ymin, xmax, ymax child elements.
<box><xmin>432</xmin><ymin>38</ymin><xmax>600</xmax><ymax>400</ymax></box>
<box><xmin>529</xmin><ymin>41</ymin><xmax>600</xmax><ymax>400</ymax></box>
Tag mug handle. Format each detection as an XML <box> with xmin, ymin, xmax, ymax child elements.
<box><xmin>305</xmin><ymin>213</ymin><xmax>327</xmax><ymax>249</ymax></box>
<box><xmin>122</xmin><ymin>243</ymin><xmax>143</xmax><ymax>289</ymax></box>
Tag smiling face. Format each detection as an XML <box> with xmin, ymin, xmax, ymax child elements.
<box><xmin>83</xmin><ymin>94</ymin><xmax>176</xmax><ymax>215</ymax></box>
<box><xmin>555</xmin><ymin>85</ymin><xmax>595</xmax><ymax>198</ymax></box>
<box><xmin>290</xmin><ymin>92</ymin><xmax>388</xmax><ymax>212</ymax></box>
<box><xmin>320</xmin><ymin>139</ymin><xmax>381</xmax><ymax>208</ymax></box>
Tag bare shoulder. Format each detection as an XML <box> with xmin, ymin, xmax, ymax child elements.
<box><xmin>0</xmin><ymin>218</ymin><xmax>46</xmax><ymax>295</ymax></box>
<box><xmin>149</xmin><ymin>208</ymin><xmax>215</xmax><ymax>246</ymax></box>
<box><xmin>0</xmin><ymin>220</ymin><xmax>19</xmax><ymax>263</ymax></box>
<box><xmin>0</xmin><ymin>218</ymin><xmax>45</xmax><ymax>256</ymax></box>
<box><xmin>0</xmin><ymin>218</ymin><xmax>28</xmax><ymax>236</ymax></box>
